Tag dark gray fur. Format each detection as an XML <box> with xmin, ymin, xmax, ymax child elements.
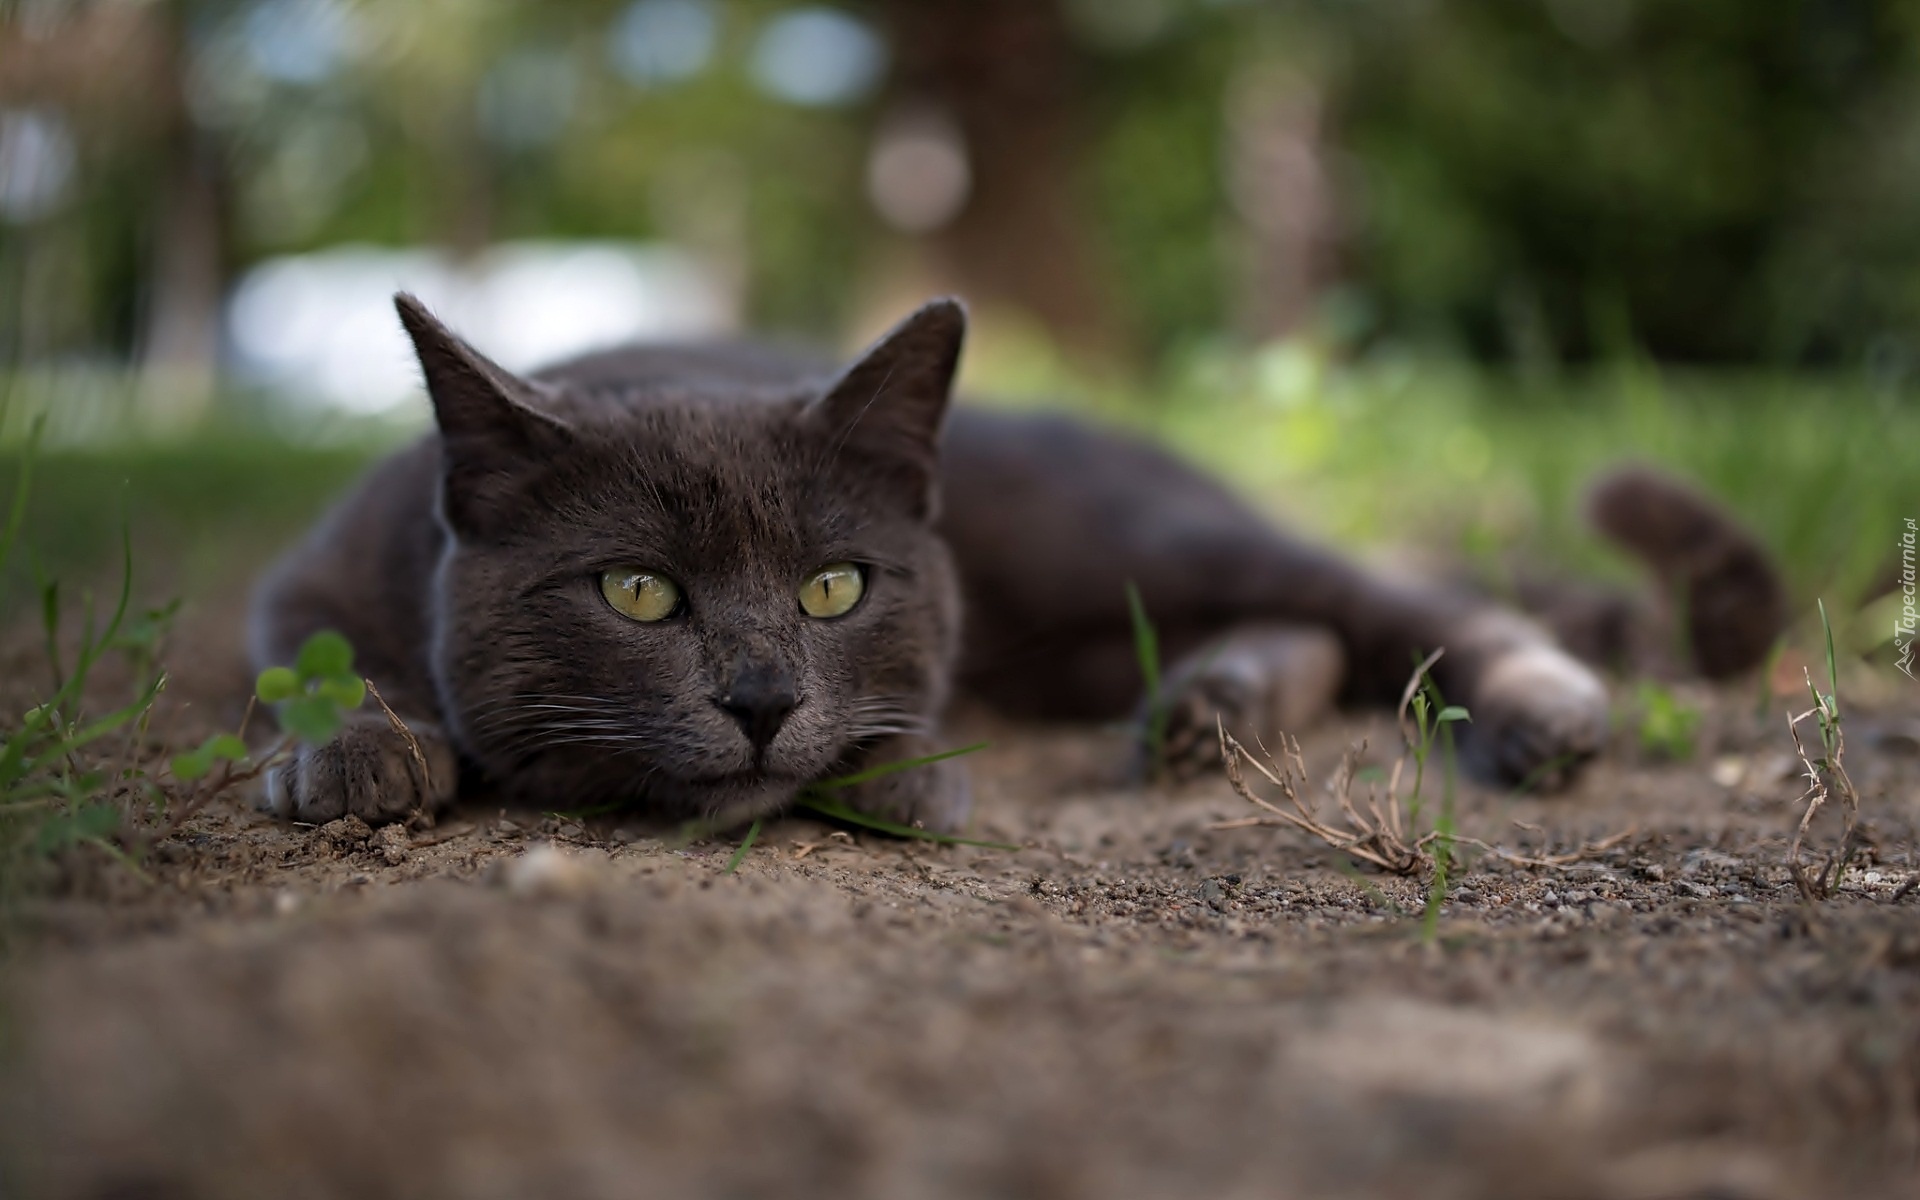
<box><xmin>252</xmin><ymin>295</ymin><xmax>1625</xmax><ymax>830</ymax></box>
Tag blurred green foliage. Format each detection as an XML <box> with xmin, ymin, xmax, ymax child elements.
<box><xmin>1328</xmin><ymin>0</ymin><xmax>1920</xmax><ymax>364</ymax></box>
<box><xmin>1633</xmin><ymin>681</ymin><xmax>1701</xmax><ymax>761</ymax></box>
<box><xmin>0</xmin><ymin>438</ymin><xmax>372</xmax><ymax>612</ymax></box>
<box><xmin>6</xmin><ymin>0</ymin><xmax>1918</xmax><ymax>366</ymax></box>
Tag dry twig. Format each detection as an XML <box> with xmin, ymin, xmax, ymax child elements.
<box><xmin>1214</xmin><ymin>720</ymin><xmax>1632</xmax><ymax>877</ymax></box>
<box><xmin>368</xmin><ymin>679</ymin><xmax>437</xmax><ymax>830</ymax></box>
<box><xmin>1216</xmin><ymin>723</ymin><xmax>1427</xmax><ymax>875</ymax></box>
<box><xmin>1784</xmin><ymin>675</ymin><xmax>1861</xmax><ymax>903</ymax></box>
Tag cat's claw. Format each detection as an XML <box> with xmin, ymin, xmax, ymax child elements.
<box><xmin>265</xmin><ymin>713</ymin><xmax>459</xmax><ymax>825</ymax></box>
<box><xmin>1464</xmin><ymin>645</ymin><xmax>1610</xmax><ymax>791</ymax></box>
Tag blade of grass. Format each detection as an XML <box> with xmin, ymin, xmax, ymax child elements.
<box><xmin>1125</xmin><ymin>582</ymin><xmax>1166</xmax><ymax>777</ymax></box>
<box><xmin>723</xmin><ymin>817</ymin><xmax>763</xmax><ymax>874</ymax></box>
<box><xmin>792</xmin><ymin>792</ymin><xmax>1019</xmax><ymax>851</ymax></box>
<box><xmin>1819</xmin><ymin>598</ymin><xmax>1839</xmax><ymax>705</ymax></box>
<box><xmin>41</xmin><ymin>676</ymin><xmax>168</xmax><ymax>760</ymax></box>
<box><xmin>804</xmin><ymin>742</ymin><xmax>989</xmax><ymax>792</ymax></box>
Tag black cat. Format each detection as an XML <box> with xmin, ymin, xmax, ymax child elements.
<box><xmin>251</xmin><ymin>296</ymin><xmax>1781</xmax><ymax>829</ymax></box>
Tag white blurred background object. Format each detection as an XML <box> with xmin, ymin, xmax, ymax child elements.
<box><xmin>226</xmin><ymin>241</ymin><xmax>736</xmax><ymax>415</ymax></box>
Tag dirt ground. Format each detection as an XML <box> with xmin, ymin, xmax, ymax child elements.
<box><xmin>5</xmin><ymin>595</ymin><xmax>1920</xmax><ymax>1200</ymax></box>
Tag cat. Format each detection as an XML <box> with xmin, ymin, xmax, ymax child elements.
<box><xmin>250</xmin><ymin>295</ymin><xmax>1783</xmax><ymax>832</ymax></box>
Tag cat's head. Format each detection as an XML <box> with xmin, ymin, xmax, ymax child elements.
<box><xmin>394</xmin><ymin>294</ymin><xmax>964</xmax><ymax>826</ymax></box>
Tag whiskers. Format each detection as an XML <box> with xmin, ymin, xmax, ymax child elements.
<box><xmin>463</xmin><ymin>693</ymin><xmax>669</xmax><ymax>763</ymax></box>
<box><xmin>845</xmin><ymin>694</ymin><xmax>930</xmax><ymax>741</ymax></box>
<box><xmin>461</xmin><ymin>689</ymin><xmax>928</xmax><ymax>767</ymax></box>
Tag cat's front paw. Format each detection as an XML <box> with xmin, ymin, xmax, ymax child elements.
<box><xmin>1465</xmin><ymin>645</ymin><xmax>1609</xmax><ymax>790</ymax></box>
<box><xmin>1149</xmin><ymin>652</ymin><xmax>1265</xmax><ymax>779</ymax></box>
<box><xmin>833</xmin><ymin>752</ymin><xmax>973</xmax><ymax>835</ymax></box>
<box><xmin>265</xmin><ymin>712</ymin><xmax>459</xmax><ymax>824</ymax></box>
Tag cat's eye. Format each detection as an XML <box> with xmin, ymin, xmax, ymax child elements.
<box><xmin>600</xmin><ymin>569</ymin><xmax>682</xmax><ymax>622</ymax></box>
<box><xmin>799</xmin><ymin>562</ymin><xmax>865</xmax><ymax>619</ymax></box>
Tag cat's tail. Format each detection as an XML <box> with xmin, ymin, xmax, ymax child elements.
<box><xmin>1583</xmin><ymin>463</ymin><xmax>1788</xmax><ymax>679</ymax></box>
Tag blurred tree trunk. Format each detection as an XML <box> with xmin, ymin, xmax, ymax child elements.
<box><xmin>139</xmin><ymin>140</ymin><xmax>225</xmax><ymax>419</ymax></box>
<box><xmin>136</xmin><ymin>3</ymin><xmax>225</xmax><ymax>424</ymax></box>
<box><xmin>881</xmin><ymin>0</ymin><xmax>1121</xmax><ymax>358</ymax></box>
<box><xmin>1226</xmin><ymin>69</ymin><xmax>1337</xmax><ymax>342</ymax></box>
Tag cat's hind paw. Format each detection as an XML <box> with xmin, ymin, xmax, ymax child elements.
<box><xmin>265</xmin><ymin>712</ymin><xmax>459</xmax><ymax>824</ymax></box>
<box><xmin>1465</xmin><ymin>645</ymin><xmax>1609</xmax><ymax>791</ymax></box>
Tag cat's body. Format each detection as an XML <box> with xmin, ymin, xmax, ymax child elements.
<box><xmin>252</xmin><ymin>297</ymin><xmax>1775</xmax><ymax>830</ymax></box>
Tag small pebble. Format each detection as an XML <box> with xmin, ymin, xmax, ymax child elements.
<box><xmin>502</xmin><ymin>843</ymin><xmax>602</xmax><ymax>898</ymax></box>
<box><xmin>1710</xmin><ymin>756</ymin><xmax>1746</xmax><ymax>788</ymax></box>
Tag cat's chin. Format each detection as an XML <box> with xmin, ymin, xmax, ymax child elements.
<box><xmin>671</xmin><ymin>771</ymin><xmax>807</xmax><ymax>829</ymax></box>
<box><xmin>489</xmin><ymin>750</ymin><xmax>819</xmax><ymax>828</ymax></box>
<box><xmin>577</xmin><ymin>774</ymin><xmax>802</xmax><ymax>829</ymax></box>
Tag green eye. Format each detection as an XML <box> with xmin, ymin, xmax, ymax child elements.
<box><xmin>799</xmin><ymin>562</ymin><xmax>865</xmax><ymax>619</ymax></box>
<box><xmin>600</xmin><ymin>569</ymin><xmax>682</xmax><ymax>622</ymax></box>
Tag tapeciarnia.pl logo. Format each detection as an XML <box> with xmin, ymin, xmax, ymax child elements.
<box><xmin>1898</xmin><ymin>517</ymin><xmax>1916</xmax><ymax>680</ymax></box>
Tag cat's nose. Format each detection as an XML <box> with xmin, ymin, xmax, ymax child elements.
<box><xmin>718</xmin><ymin>668</ymin><xmax>798</xmax><ymax>751</ymax></box>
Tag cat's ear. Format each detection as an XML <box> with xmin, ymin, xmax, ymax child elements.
<box><xmin>807</xmin><ymin>298</ymin><xmax>965</xmax><ymax>512</ymax></box>
<box><xmin>394</xmin><ymin>293</ymin><xmax>572</xmax><ymax>535</ymax></box>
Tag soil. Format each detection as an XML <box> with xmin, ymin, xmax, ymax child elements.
<box><xmin>5</xmin><ymin>594</ymin><xmax>1920</xmax><ymax>1200</ymax></box>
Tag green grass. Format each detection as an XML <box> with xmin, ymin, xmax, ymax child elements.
<box><xmin>0</xmin><ymin>445</ymin><xmax>374</xmax><ymax>599</ymax></box>
<box><xmin>723</xmin><ymin>818</ymin><xmax>763</xmax><ymax>874</ymax></box>
<box><xmin>0</xmin><ymin>402</ymin><xmax>367</xmax><ymax>898</ymax></box>
<box><xmin>1633</xmin><ymin>682</ymin><xmax>1703</xmax><ymax>761</ymax></box>
<box><xmin>1401</xmin><ymin>663</ymin><xmax>1470</xmax><ymax>942</ymax></box>
<box><xmin>1125</xmin><ymin>582</ymin><xmax>1167</xmax><ymax>782</ymax></box>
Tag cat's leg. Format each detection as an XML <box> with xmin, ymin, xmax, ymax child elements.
<box><xmin>828</xmin><ymin>734</ymin><xmax>973</xmax><ymax>833</ymax></box>
<box><xmin>942</xmin><ymin>411</ymin><xmax>1609</xmax><ymax>787</ymax></box>
<box><xmin>263</xmin><ymin>712</ymin><xmax>460</xmax><ymax>824</ymax></box>
<box><xmin>1146</xmin><ymin>624</ymin><xmax>1346</xmax><ymax>776</ymax></box>
<box><xmin>961</xmin><ymin>553</ymin><xmax>1607</xmax><ymax>787</ymax></box>
<box><xmin>249</xmin><ymin>492</ymin><xmax>461</xmax><ymax>824</ymax></box>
